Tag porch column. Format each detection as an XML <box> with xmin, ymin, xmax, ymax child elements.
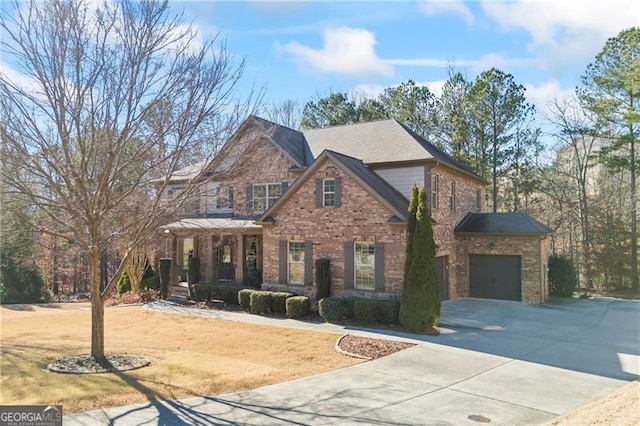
<box><xmin>236</xmin><ymin>232</ymin><xmax>244</xmax><ymax>284</ymax></box>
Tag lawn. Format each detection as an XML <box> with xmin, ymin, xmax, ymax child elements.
<box><xmin>0</xmin><ymin>303</ymin><xmax>361</xmax><ymax>413</ymax></box>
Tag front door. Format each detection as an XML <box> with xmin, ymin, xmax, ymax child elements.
<box><xmin>215</xmin><ymin>236</ymin><xmax>235</xmax><ymax>283</ymax></box>
<box><xmin>244</xmin><ymin>235</ymin><xmax>263</xmax><ymax>287</ymax></box>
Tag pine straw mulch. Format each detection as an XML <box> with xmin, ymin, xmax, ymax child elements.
<box><xmin>335</xmin><ymin>334</ymin><xmax>415</xmax><ymax>360</ymax></box>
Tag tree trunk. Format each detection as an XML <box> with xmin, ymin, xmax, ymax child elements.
<box><xmin>629</xmin><ymin>130</ymin><xmax>638</xmax><ymax>290</ymax></box>
<box><xmin>89</xmin><ymin>246</ymin><xmax>105</xmax><ymax>359</ymax></box>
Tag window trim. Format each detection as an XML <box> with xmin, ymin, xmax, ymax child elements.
<box><xmin>252</xmin><ymin>182</ymin><xmax>282</xmax><ymax>213</ymax></box>
<box><xmin>354</xmin><ymin>241</ymin><xmax>375</xmax><ymax>290</ymax></box>
<box><xmin>287</xmin><ymin>241</ymin><xmax>305</xmax><ymax>285</ymax></box>
<box><xmin>431</xmin><ymin>174</ymin><xmax>439</xmax><ymax>210</ymax></box>
<box><xmin>323</xmin><ymin>178</ymin><xmax>336</xmax><ymax>207</ymax></box>
<box><xmin>449</xmin><ymin>180</ymin><xmax>456</xmax><ymax>211</ymax></box>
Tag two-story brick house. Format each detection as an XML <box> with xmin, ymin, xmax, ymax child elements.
<box><xmin>163</xmin><ymin>115</ymin><xmax>552</xmax><ymax>303</ymax></box>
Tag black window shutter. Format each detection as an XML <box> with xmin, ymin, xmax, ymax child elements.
<box><xmin>335</xmin><ymin>176</ymin><xmax>342</xmax><ymax>207</ymax></box>
<box><xmin>315</xmin><ymin>178</ymin><xmax>323</xmax><ymax>207</ymax></box>
<box><xmin>374</xmin><ymin>242</ymin><xmax>384</xmax><ymax>291</ymax></box>
<box><xmin>343</xmin><ymin>241</ymin><xmax>354</xmax><ymax>289</ymax></box>
<box><xmin>246</xmin><ymin>185</ymin><xmax>253</xmax><ymax>213</ymax></box>
<box><xmin>278</xmin><ymin>240</ymin><xmax>287</xmax><ymax>284</ymax></box>
<box><xmin>304</xmin><ymin>240</ymin><xmax>313</xmax><ymax>285</ymax></box>
<box><xmin>281</xmin><ymin>181</ymin><xmax>288</xmax><ymax>194</ymax></box>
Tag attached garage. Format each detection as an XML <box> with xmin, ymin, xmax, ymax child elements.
<box><xmin>469</xmin><ymin>255</ymin><xmax>521</xmax><ymax>301</ymax></box>
<box><xmin>454</xmin><ymin>213</ymin><xmax>553</xmax><ymax>304</ymax></box>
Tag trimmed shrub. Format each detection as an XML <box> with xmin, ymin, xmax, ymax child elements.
<box><xmin>250</xmin><ymin>291</ymin><xmax>273</xmax><ymax>315</ymax></box>
<box><xmin>140</xmin><ymin>274</ymin><xmax>160</xmax><ymax>291</ymax></box>
<box><xmin>286</xmin><ymin>296</ymin><xmax>310</xmax><ymax>319</ymax></box>
<box><xmin>353</xmin><ymin>299</ymin><xmax>400</xmax><ymax>324</ymax></box>
<box><xmin>211</xmin><ymin>285</ymin><xmax>242</xmax><ymax>305</ymax></box>
<box><xmin>377</xmin><ymin>299</ymin><xmax>401</xmax><ymax>324</ymax></box>
<box><xmin>158</xmin><ymin>258</ymin><xmax>171</xmax><ymax>299</ymax></box>
<box><xmin>117</xmin><ymin>272</ymin><xmax>131</xmax><ymax>295</ymax></box>
<box><xmin>188</xmin><ymin>256</ymin><xmax>200</xmax><ymax>285</ymax></box>
<box><xmin>315</xmin><ymin>258</ymin><xmax>331</xmax><ymax>300</ymax></box>
<box><xmin>318</xmin><ymin>297</ymin><xmax>354</xmax><ymax>322</ymax></box>
<box><xmin>238</xmin><ymin>289</ymin><xmax>255</xmax><ymax>311</ymax></box>
<box><xmin>549</xmin><ymin>255</ymin><xmax>578</xmax><ymax>297</ymax></box>
<box><xmin>271</xmin><ymin>291</ymin><xmax>293</xmax><ymax>315</ymax></box>
<box><xmin>192</xmin><ymin>283</ymin><xmax>213</xmax><ymax>302</ymax></box>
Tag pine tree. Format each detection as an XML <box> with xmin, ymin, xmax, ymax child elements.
<box><xmin>399</xmin><ymin>185</ymin><xmax>441</xmax><ymax>333</ymax></box>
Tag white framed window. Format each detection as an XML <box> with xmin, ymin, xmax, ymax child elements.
<box><xmin>431</xmin><ymin>174</ymin><xmax>439</xmax><ymax>210</ymax></box>
<box><xmin>354</xmin><ymin>242</ymin><xmax>375</xmax><ymax>289</ymax></box>
<box><xmin>449</xmin><ymin>181</ymin><xmax>456</xmax><ymax>211</ymax></box>
<box><xmin>215</xmin><ymin>185</ymin><xmax>234</xmax><ymax>210</ymax></box>
<box><xmin>323</xmin><ymin>178</ymin><xmax>336</xmax><ymax>207</ymax></box>
<box><xmin>253</xmin><ymin>183</ymin><xmax>282</xmax><ymax>213</ymax></box>
<box><xmin>288</xmin><ymin>241</ymin><xmax>305</xmax><ymax>284</ymax></box>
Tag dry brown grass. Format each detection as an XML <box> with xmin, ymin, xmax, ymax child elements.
<box><xmin>0</xmin><ymin>303</ymin><xmax>361</xmax><ymax>413</ymax></box>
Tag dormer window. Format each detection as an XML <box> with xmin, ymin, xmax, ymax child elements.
<box><xmin>323</xmin><ymin>178</ymin><xmax>336</xmax><ymax>207</ymax></box>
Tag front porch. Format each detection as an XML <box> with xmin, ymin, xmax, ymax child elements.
<box><xmin>162</xmin><ymin>218</ymin><xmax>264</xmax><ymax>290</ymax></box>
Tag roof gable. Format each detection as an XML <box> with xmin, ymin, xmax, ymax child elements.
<box><xmin>166</xmin><ymin>116</ymin><xmax>308</xmax><ymax>183</ymax></box>
<box><xmin>455</xmin><ymin>213</ymin><xmax>553</xmax><ymax>235</ymax></box>
<box><xmin>257</xmin><ymin>149</ymin><xmax>410</xmax><ymax>223</ymax></box>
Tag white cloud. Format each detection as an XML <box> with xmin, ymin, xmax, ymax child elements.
<box><xmin>278</xmin><ymin>27</ymin><xmax>393</xmax><ymax>77</ymax></box>
<box><xmin>472</xmin><ymin>54</ymin><xmax>536</xmax><ymax>73</ymax></box>
<box><xmin>481</xmin><ymin>0</ymin><xmax>640</xmax><ymax>67</ymax></box>
<box><xmin>351</xmin><ymin>84</ymin><xmax>386</xmax><ymax>101</ymax></box>
<box><xmin>524</xmin><ymin>80</ymin><xmax>576</xmax><ymax>118</ymax></box>
<box><xmin>384</xmin><ymin>58</ymin><xmax>477</xmax><ymax>68</ymax></box>
<box><xmin>420</xmin><ymin>0</ymin><xmax>474</xmax><ymax>25</ymax></box>
<box><xmin>0</xmin><ymin>63</ymin><xmax>41</xmax><ymax>97</ymax></box>
<box><xmin>350</xmin><ymin>80</ymin><xmax>447</xmax><ymax>103</ymax></box>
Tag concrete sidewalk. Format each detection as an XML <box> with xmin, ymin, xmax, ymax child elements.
<box><xmin>64</xmin><ymin>297</ymin><xmax>640</xmax><ymax>425</ymax></box>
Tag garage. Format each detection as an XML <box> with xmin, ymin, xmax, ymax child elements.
<box><xmin>469</xmin><ymin>254</ymin><xmax>521</xmax><ymax>301</ymax></box>
<box><xmin>435</xmin><ymin>256</ymin><xmax>449</xmax><ymax>301</ymax></box>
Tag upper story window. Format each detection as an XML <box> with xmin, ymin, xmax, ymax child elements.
<box><xmin>323</xmin><ymin>178</ymin><xmax>336</xmax><ymax>207</ymax></box>
<box><xmin>316</xmin><ymin>177</ymin><xmax>342</xmax><ymax>208</ymax></box>
<box><xmin>476</xmin><ymin>189</ymin><xmax>482</xmax><ymax>210</ymax></box>
<box><xmin>215</xmin><ymin>186</ymin><xmax>234</xmax><ymax>210</ymax></box>
<box><xmin>449</xmin><ymin>181</ymin><xmax>456</xmax><ymax>211</ymax></box>
<box><xmin>253</xmin><ymin>183</ymin><xmax>282</xmax><ymax>213</ymax></box>
<box><xmin>431</xmin><ymin>174</ymin><xmax>439</xmax><ymax>210</ymax></box>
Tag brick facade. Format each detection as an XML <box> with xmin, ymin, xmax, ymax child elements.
<box><xmin>428</xmin><ymin>164</ymin><xmax>485</xmax><ymax>299</ymax></box>
<box><xmin>262</xmin><ymin>157</ymin><xmax>407</xmax><ymax>300</ymax></box>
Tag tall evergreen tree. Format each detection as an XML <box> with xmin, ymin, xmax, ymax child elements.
<box><xmin>578</xmin><ymin>27</ymin><xmax>640</xmax><ymax>290</ymax></box>
<box><xmin>399</xmin><ymin>184</ymin><xmax>440</xmax><ymax>333</ymax></box>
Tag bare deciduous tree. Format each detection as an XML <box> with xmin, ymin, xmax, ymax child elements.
<box><xmin>1</xmin><ymin>0</ymin><xmax>253</xmax><ymax>359</ymax></box>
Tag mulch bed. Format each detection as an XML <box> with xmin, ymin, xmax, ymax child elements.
<box><xmin>336</xmin><ymin>334</ymin><xmax>415</xmax><ymax>360</ymax></box>
<box><xmin>47</xmin><ymin>354</ymin><xmax>151</xmax><ymax>374</ymax></box>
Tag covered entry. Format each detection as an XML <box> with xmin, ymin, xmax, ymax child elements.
<box><xmin>469</xmin><ymin>254</ymin><xmax>521</xmax><ymax>301</ymax></box>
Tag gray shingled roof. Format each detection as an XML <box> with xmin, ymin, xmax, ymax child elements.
<box><xmin>455</xmin><ymin>213</ymin><xmax>553</xmax><ymax>235</ymax></box>
<box><xmin>303</xmin><ymin>119</ymin><xmax>484</xmax><ymax>181</ymax></box>
<box><xmin>250</xmin><ymin>116</ymin><xmax>311</xmax><ymax>167</ymax></box>
<box><xmin>257</xmin><ymin>149</ymin><xmax>409</xmax><ymax>223</ymax></box>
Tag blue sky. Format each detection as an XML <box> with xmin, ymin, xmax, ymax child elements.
<box><xmin>176</xmin><ymin>0</ymin><xmax>639</xmax><ymax>117</ymax></box>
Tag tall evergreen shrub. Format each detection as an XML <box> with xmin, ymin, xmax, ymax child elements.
<box><xmin>315</xmin><ymin>258</ymin><xmax>331</xmax><ymax>300</ymax></box>
<box><xmin>399</xmin><ymin>184</ymin><xmax>441</xmax><ymax>333</ymax></box>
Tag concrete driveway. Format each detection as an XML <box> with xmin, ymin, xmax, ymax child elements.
<box><xmin>65</xmin><ymin>297</ymin><xmax>639</xmax><ymax>425</ymax></box>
